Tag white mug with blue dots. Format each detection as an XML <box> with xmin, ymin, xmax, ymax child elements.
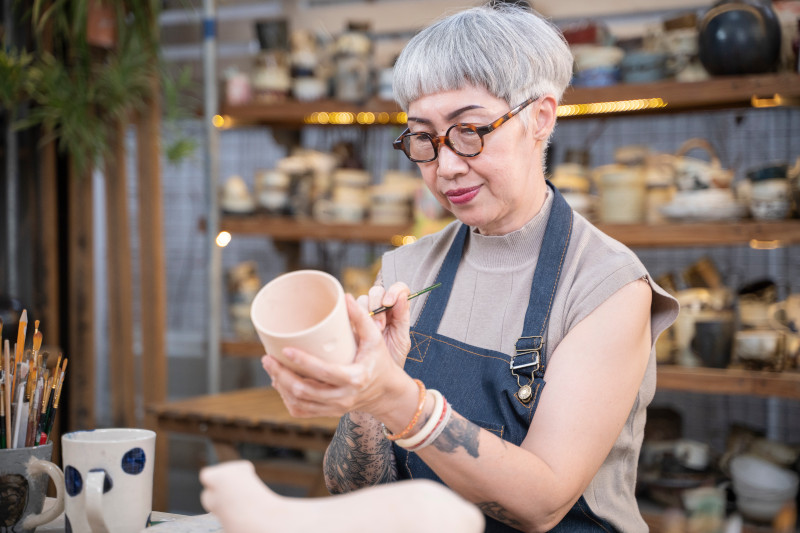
<box><xmin>61</xmin><ymin>428</ymin><xmax>155</xmax><ymax>533</ymax></box>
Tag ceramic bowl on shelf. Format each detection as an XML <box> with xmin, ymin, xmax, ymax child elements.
<box><xmin>730</xmin><ymin>454</ymin><xmax>799</xmax><ymax>523</ymax></box>
<box><xmin>659</xmin><ymin>189</ymin><xmax>748</xmax><ymax>222</ymax></box>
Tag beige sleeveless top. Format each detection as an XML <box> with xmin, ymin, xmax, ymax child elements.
<box><xmin>379</xmin><ymin>189</ymin><xmax>679</xmax><ymax>532</ymax></box>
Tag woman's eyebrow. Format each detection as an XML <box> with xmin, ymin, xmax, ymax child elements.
<box><xmin>407</xmin><ymin>104</ymin><xmax>487</xmax><ymax>125</ymax></box>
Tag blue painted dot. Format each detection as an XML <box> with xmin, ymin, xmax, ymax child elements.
<box><xmin>89</xmin><ymin>468</ymin><xmax>113</xmax><ymax>493</ymax></box>
<box><xmin>121</xmin><ymin>447</ymin><xmax>146</xmax><ymax>475</ymax></box>
<box><xmin>65</xmin><ymin>466</ymin><xmax>82</xmax><ymax>496</ymax></box>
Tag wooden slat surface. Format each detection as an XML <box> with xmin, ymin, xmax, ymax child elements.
<box><xmin>150</xmin><ymin>388</ymin><xmax>340</xmax><ymax>450</ymax></box>
<box><xmin>215</xmin><ymin>216</ymin><xmax>800</xmax><ymax>248</ymax></box>
<box><xmin>220</xmin><ymin>73</ymin><xmax>800</xmax><ymax>124</ymax></box>
<box><xmin>562</xmin><ymin>72</ymin><xmax>800</xmax><ymax>111</ymax></box>
<box><xmin>597</xmin><ymin>220</ymin><xmax>800</xmax><ymax>248</ymax></box>
<box><xmin>219</xmin><ymin>214</ymin><xmax>411</xmax><ymax>243</ymax></box>
<box><xmin>657</xmin><ymin>366</ymin><xmax>800</xmax><ymax>399</ymax></box>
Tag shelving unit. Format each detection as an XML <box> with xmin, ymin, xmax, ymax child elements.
<box><xmin>221</xmin><ymin>214</ymin><xmax>800</xmax><ymax>247</ymax></box>
<box><xmin>218</xmin><ymin>72</ymin><xmax>800</xmax><ymax>124</ymax></box>
<box><xmin>215</xmin><ymin>74</ymin><xmax>800</xmax><ymax>392</ymax></box>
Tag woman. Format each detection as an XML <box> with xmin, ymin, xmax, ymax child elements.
<box><xmin>262</xmin><ymin>4</ymin><xmax>679</xmax><ymax>532</ymax></box>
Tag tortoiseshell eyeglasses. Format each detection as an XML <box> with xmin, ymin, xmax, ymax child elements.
<box><xmin>392</xmin><ymin>96</ymin><xmax>540</xmax><ymax>163</ymax></box>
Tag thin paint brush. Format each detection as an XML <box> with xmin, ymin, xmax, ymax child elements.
<box><xmin>3</xmin><ymin>340</ymin><xmax>10</xmax><ymax>446</ymax></box>
<box><xmin>0</xmin><ymin>383</ymin><xmax>6</xmax><ymax>449</ymax></box>
<box><xmin>369</xmin><ymin>283</ymin><xmax>442</xmax><ymax>316</ymax></box>
<box><xmin>13</xmin><ymin>310</ymin><xmax>27</xmax><ymax>392</ymax></box>
<box><xmin>37</xmin><ymin>372</ymin><xmax>53</xmax><ymax>445</ymax></box>
<box><xmin>12</xmin><ymin>365</ymin><xmax>28</xmax><ymax>449</ymax></box>
<box><xmin>45</xmin><ymin>358</ymin><xmax>67</xmax><ymax>442</ymax></box>
<box><xmin>25</xmin><ymin>377</ymin><xmax>43</xmax><ymax>448</ymax></box>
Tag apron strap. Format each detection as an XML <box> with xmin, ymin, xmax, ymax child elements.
<box><xmin>414</xmin><ymin>181</ymin><xmax>573</xmax><ymax>382</ymax></box>
<box><xmin>513</xmin><ymin>182</ymin><xmax>573</xmax><ymax>379</ymax></box>
<box><xmin>413</xmin><ymin>223</ymin><xmax>469</xmax><ymax>333</ymax></box>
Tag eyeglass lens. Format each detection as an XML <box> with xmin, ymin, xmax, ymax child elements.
<box><xmin>403</xmin><ymin>125</ymin><xmax>483</xmax><ymax>162</ymax></box>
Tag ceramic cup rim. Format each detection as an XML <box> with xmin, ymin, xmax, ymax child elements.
<box><xmin>62</xmin><ymin>428</ymin><xmax>155</xmax><ymax>444</ymax></box>
<box><xmin>250</xmin><ymin>269</ymin><xmax>345</xmax><ymax>339</ymax></box>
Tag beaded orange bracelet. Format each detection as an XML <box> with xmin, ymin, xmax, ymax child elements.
<box><xmin>382</xmin><ymin>379</ymin><xmax>427</xmax><ymax>441</ymax></box>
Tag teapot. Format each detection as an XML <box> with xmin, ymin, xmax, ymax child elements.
<box><xmin>671</xmin><ymin>138</ymin><xmax>734</xmax><ymax>191</ymax></box>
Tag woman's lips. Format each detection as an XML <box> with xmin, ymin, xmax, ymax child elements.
<box><xmin>445</xmin><ymin>185</ymin><xmax>481</xmax><ymax>205</ymax></box>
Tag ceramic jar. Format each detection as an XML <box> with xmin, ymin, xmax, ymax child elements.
<box><xmin>746</xmin><ymin>163</ymin><xmax>791</xmax><ymax>220</ymax></box>
<box><xmin>594</xmin><ymin>164</ymin><xmax>646</xmax><ymax>224</ymax></box>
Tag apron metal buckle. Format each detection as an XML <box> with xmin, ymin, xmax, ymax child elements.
<box><xmin>510</xmin><ymin>351</ymin><xmax>540</xmax><ymax>372</ymax></box>
<box><xmin>512</xmin><ymin>336</ymin><xmax>543</xmax><ymax>372</ymax></box>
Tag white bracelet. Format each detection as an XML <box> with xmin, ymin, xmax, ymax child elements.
<box><xmin>395</xmin><ymin>389</ymin><xmax>443</xmax><ymax>449</ymax></box>
<box><xmin>408</xmin><ymin>397</ymin><xmax>451</xmax><ymax>452</ymax></box>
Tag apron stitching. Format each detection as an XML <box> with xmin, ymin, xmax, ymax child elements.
<box><xmin>412</xmin><ymin>223</ymin><xmax>465</xmax><ymax>331</ymax></box>
<box><xmin>409</xmin><ymin>332</ymin><xmax>434</xmax><ymax>363</ymax></box>
<box><xmin>537</xmin><ymin>208</ymin><xmax>573</xmax><ymax>339</ymax></box>
<box><xmin>576</xmin><ymin>497</ymin><xmax>611</xmax><ymax>532</ymax></box>
<box><xmin>427</xmin><ymin>337</ymin><xmax>510</xmax><ymax>363</ymax></box>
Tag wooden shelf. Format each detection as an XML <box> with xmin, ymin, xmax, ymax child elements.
<box><xmin>222</xmin><ymin>340</ymin><xmax>264</xmax><ymax>358</ymax></box>
<box><xmin>221</xmin><ymin>98</ymin><xmax>402</xmax><ymax>126</ymax></box>
<box><xmin>596</xmin><ymin>219</ymin><xmax>800</xmax><ymax>248</ymax></box>
<box><xmin>219</xmin><ymin>73</ymin><xmax>800</xmax><ymax>125</ymax></box>
<box><xmin>221</xmin><ymin>342</ymin><xmax>800</xmax><ymax>401</ymax></box>
<box><xmin>657</xmin><ymin>365</ymin><xmax>800</xmax><ymax>400</ymax></box>
<box><xmin>219</xmin><ymin>215</ymin><xmax>800</xmax><ymax>248</ymax></box>
<box><xmin>563</xmin><ymin>72</ymin><xmax>800</xmax><ymax>113</ymax></box>
<box><xmin>220</xmin><ymin>214</ymin><xmax>411</xmax><ymax>244</ymax></box>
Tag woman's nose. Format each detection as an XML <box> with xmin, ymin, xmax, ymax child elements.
<box><xmin>436</xmin><ymin>143</ymin><xmax>468</xmax><ymax>179</ymax></box>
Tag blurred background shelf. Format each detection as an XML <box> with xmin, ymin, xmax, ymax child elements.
<box><xmin>656</xmin><ymin>366</ymin><xmax>800</xmax><ymax>399</ymax></box>
<box><xmin>596</xmin><ymin>219</ymin><xmax>800</xmax><ymax>248</ymax></box>
<box><xmin>214</xmin><ymin>215</ymin><xmax>800</xmax><ymax>248</ymax></box>
<box><xmin>221</xmin><ymin>343</ymin><xmax>800</xmax><ymax>401</ymax></box>
<box><xmin>219</xmin><ymin>214</ymin><xmax>411</xmax><ymax>243</ymax></box>
<box><xmin>218</xmin><ymin>73</ymin><xmax>800</xmax><ymax>125</ymax></box>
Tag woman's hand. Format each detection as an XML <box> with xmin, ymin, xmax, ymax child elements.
<box><xmin>262</xmin><ymin>293</ymin><xmax>411</xmax><ymax>420</ymax></box>
<box><xmin>357</xmin><ymin>282</ymin><xmax>411</xmax><ymax>367</ymax></box>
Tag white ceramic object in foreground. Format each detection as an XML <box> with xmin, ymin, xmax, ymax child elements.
<box><xmin>250</xmin><ymin>270</ymin><xmax>357</xmax><ymax>368</ymax></box>
<box><xmin>62</xmin><ymin>428</ymin><xmax>156</xmax><ymax>533</ymax></box>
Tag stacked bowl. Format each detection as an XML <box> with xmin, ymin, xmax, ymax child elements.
<box><xmin>729</xmin><ymin>454</ymin><xmax>799</xmax><ymax>523</ymax></box>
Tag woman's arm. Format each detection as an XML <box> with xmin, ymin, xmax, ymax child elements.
<box><xmin>323</xmin><ymin>411</ymin><xmax>397</xmax><ymax>493</ymax></box>
<box><xmin>264</xmin><ymin>279</ymin><xmax>652</xmax><ymax>532</ymax></box>
<box><xmin>395</xmin><ymin>279</ymin><xmax>654</xmax><ymax>531</ymax></box>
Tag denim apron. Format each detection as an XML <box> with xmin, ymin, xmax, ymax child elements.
<box><xmin>394</xmin><ymin>184</ymin><xmax>617</xmax><ymax>532</ymax></box>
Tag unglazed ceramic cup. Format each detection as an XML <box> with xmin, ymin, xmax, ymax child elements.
<box><xmin>250</xmin><ymin>270</ymin><xmax>357</xmax><ymax>368</ymax></box>
<box><xmin>62</xmin><ymin>428</ymin><xmax>155</xmax><ymax>533</ymax></box>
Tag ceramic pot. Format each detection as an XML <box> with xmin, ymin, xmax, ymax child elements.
<box><xmin>594</xmin><ymin>164</ymin><xmax>646</xmax><ymax>224</ymax></box>
<box><xmin>699</xmin><ymin>0</ymin><xmax>782</xmax><ymax>75</ymax></box>
<box><xmin>250</xmin><ymin>270</ymin><xmax>357</xmax><ymax>369</ymax></box>
<box><xmin>672</xmin><ymin>138</ymin><xmax>733</xmax><ymax>190</ymax></box>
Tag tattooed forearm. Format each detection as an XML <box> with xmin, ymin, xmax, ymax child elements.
<box><xmin>432</xmin><ymin>415</ymin><xmax>480</xmax><ymax>458</ymax></box>
<box><xmin>323</xmin><ymin>412</ymin><xmax>397</xmax><ymax>494</ymax></box>
<box><xmin>477</xmin><ymin>502</ymin><xmax>524</xmax><ymax>529</ymax></box>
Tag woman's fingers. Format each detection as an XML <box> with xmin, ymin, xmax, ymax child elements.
<box><xmin>347</xmin><ymin>293</ymin><xmax>383</xmax><ymax>348</ymax></box>
<box><xmin>384</xmin><ymin>282</ymin><xmax>411</xmax><ymax>323</ymax></box>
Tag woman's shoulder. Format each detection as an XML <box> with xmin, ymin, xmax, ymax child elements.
<box><xmin>563</xmin><ymin>212</ymin><xmax>678</xmax><ymax>335</ymax></box>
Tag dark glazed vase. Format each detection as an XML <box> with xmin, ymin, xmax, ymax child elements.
<box><xmin>698</xmin><ymin>0</ymin><xmax>782</xmax><ymax>75</ymax></box>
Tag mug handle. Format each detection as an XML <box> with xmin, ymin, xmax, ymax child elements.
<box><xmin>20</xmin><ymin>456</ymin><xmax>66</xmax><ymax>529</ymax></box>
<box><xmin>86</xmin><ymin>470</ymin><xmax>111</xmax><ymax>533</ymax></box>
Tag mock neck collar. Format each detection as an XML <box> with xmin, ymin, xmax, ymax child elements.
<box><xmin>464</xmin><ymin>187</ymin><xmax>553</xmax><ymax>271</ymax></box>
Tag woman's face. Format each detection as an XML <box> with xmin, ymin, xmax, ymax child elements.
<box><xmin>407</xmin><ymin>85</ymin><xmax>548</xmax><ymax>236</ymax></box>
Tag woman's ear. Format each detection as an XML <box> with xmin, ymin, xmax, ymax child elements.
<box><xmin>532</xmin><ymin>95</ymin><xmax>558</xmax><ymax>141</ymax></box>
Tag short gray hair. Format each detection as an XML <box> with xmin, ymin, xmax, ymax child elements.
<box><xmin>393</xmin><ymin>3</ymin><xmax>573</xmax><ymax>112</ymax></box>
